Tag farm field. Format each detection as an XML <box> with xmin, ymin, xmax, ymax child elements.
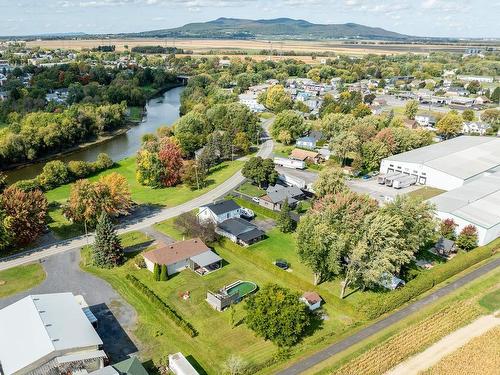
<box><xmin>45</xmin><ymin>157</ymin><xmax>244</xmax><ymax>239</ymax></box>
<box><xmin>422</xmin><ymin>326</ymin><xmax>500</xmax><ymax>375</ymax></box>
<box><xmin>25</xmin><ymin>38</ymin><xmax>481</xmax><ymax>58</ymax></box>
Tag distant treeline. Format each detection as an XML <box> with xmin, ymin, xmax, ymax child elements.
<box><xmin>92</xmin><ymin>45</ymin><xmax>116</xmax><ymax>52</ymax></box>
<box><xmin>130</xmin><ymin>45</ymin><xmax>185</xmax><ymax>54</ymax></box>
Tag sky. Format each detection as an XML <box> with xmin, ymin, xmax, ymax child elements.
<box><xmin>1</xmin><ymin>0</ymin><xmax>499</xmax><ymax>38</ymax></box>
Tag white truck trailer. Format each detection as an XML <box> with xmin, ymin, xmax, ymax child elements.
<box><xmin>384</xmin><ymin>173</ymin><xmax>404</xmax><ymax>187</ymax></box>
<box><xmin>393</xmin><ymin>175</ymin><xmax>417</xmax><ymax>189</ymax></box>
<box><xmin>274</xmin><ymin>157</ymin><xmax>306</xmax><ymax>170</ymax></box>
<box><xmin>378</xmin><ymin>171</ymin><xmax>399</xmax><ymax>185</ymax></box>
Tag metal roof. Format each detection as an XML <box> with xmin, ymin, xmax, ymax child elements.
<box><xmin>430</xmin><ymin>171</ymin><xmax>500</xmax><ymax>229</ymax></box>
<box><xmin>217</xmin><ymin>218</ymin><xmax>264</xmax><ymax>241</ymax></box>
<box><xmin>0</xmin><ymin>293</ymin><xmax>103</xmax><ymax>375</ymax></box>
<box><xmin>189</xmin><ymin>250</ymin><xmax>222</xmax><ymax>267</ymax></box>
<box><xmin>384</xmin><ymin>136</ymin><xmax>500</xmax><ymax>180</ymax></box>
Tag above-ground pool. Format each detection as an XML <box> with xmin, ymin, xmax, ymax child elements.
<box><xmin>226</xmin><ymin>280</ymin><xmax>258</xmax><ymax>298</ymax></box>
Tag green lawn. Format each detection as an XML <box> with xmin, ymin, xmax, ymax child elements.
<box><xmin>407</xmin><ymin>186</ymin><xmax>446</xmax><ymax>200</ymax></box>
<box><xmin>260</xmin><ymin>112</ymin><xmax>274</xmax><ymax>119</ymax></box>
<box><xmin>45</xmin><ymin>157</ymin><xmax>244</xmax><ymax>239</ymax></box>
<box><xmin>479</xmin><ymin>288</ymin><xmax>500</xmax><ymax>312</ymax></box>
<box><xmin>273</xmin><ymin>143</ymin><xmax>294</xmax><ymax>158</ymax></box>
<box><xmin>0</xmin><ymin>264</ymin><xmax>46</xmax><ymax>298</ymax></box>
<box><xmin>236</xmin><ymin>182</ymin><xmax>266</xmax><ymax>198</ymax></box>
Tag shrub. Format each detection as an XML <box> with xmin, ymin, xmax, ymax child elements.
<box><xmin>357</xmin><ymin>240</ymin><xmax>498</xmax><ymax>319</ymax></box>
<box><xmin>153</xmin><ymin>263</ymin><xmax>161</xmax><ymax>281</ymax></box>
<box><xmin>134</xmin><ymin>254</ymin><xmax>146</xmax><ymax>269</ymax></box>
<box><xmin>38</xmin><ymin>160</ymin><xmax>70</xmax><ymax>189</ymax></box>
<box><xmin>68</xmin><ymin>160</ymin><xmax>92</xmax><ymax>178</ymax></box>
<box><xmin>14</xmin><ymin>178</ymin><xmax>41</xmax><ymax>192</ymax></box>
<box><xmin>94</xmin><ymin>152</ymin><xmax>114</xmax><ymax>170</ymax></box>
<box><xmin>126</xmin><ymin>274</ymin><xmax>197</xmax><ymax>336</ymax></box>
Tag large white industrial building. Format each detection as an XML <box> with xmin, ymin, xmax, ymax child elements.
<box><xmin>380</xmin><ymin>136</ymin><xmax>500</xmax><ymax>245</ymax></box>
<box><xmin>379</xmin><ymin>136</ymin><xmax>500</xmax><ymax>191</ymax></box>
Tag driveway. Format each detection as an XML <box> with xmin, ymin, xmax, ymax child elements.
<box><xmin>0</xmin><ymin>249</ymin><xmax>138</xmax><ymax>362</ymax></box>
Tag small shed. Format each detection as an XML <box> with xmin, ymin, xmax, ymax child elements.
<box><xmin>435</xmin><ymin>237</ymin><xmax>457</xmax><ymax>256</ymax></box>
<box><xmin>379</xmin><ymin>273</ymin><xmax>405</xmax><ymax>290</ymax></box>
<box><xmin>300</xmin><ymin>292</ymin><xmax>323</xmax><ymax>311</ymax></box>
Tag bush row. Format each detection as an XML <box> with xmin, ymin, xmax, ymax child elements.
<box><xmin>14</xmin><ymin>153</ymin><xmax>114</xmax><ymax>192</ymax></box>
<box><xmin>357</xmin><ymin>240</ymin><xmax>499</xmax><ymax>319</ymax></box>
<box><xmin>233</xmin><ymin>197</ymin><xmax>280</xmax><ymax>220</ymax></box>
<box><xmin>125</xmin><ymin>274</ymin><xmax>197</xmax><ymax>337</ymax></box>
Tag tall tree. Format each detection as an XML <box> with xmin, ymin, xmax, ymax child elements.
<box><xmin>0</xmin><ymin>207</ymin><xmax>13</xmax><ymax>253</ymax></box>
<box><xmin>277</xmin><ymin>199</ymin><xmax>295</xmax><ymax>233</ymax></box>
<box><xmin>440</xmin><ymin>218</ymin><xmax>458</xmax><ymax>240</ymax></box>
<box><xmin>404</xmin><ymin>100</ymin><xmax>419</xmax><ymax>120</ymax></box>
<box><xmin>313</xmin><ymin>165</ymin><xmax>348</xmax><ymax>198</ymax></box>
<box><xmin>242</xmin><ymin>157</ymin><xmax>278</xmax><ymax>187</ymax></box>
<box><xmin>264</xmin><ymin>85</ymin><xmax>293</xmax><ymax>113</ymax></box>
<box><xmin>456</xmin><ymin>225</ymin><xmax>478</xmax><ymax>251</ymax></box>
<box><xmin>92</xmin><ymin>212</ymin><xmax>124</xmax><ymax>268</ymax></box>
<box><xmin>270</xmin><ymin>110</ymin><xmax>307</xmax><ymax>144</ymax></box>
<box><xmin>436</xmin><ymin>112</ymin><xmax>463</xmax><ymax>140</ymax></box>
<box><xmin>158</xmin><ymin>137</ymin><xmax>184</xmax><ymax>187</ymax></box>
<box><xmin>245</xmin><ymin>284</ymin><xmax>311</xmax><ymax>347</ymax></box>
<box><xmin>1</xmin><ymin>187</ymin><xmax>48</xmax><ymax>247</ymax></box>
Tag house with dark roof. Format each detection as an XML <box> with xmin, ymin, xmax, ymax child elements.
<box><xmin>198</xmin><ymin>200</ymin><xmax>242</xmax><ymax>224</ymax></box>
<box><xmin>216</xmin><ymin>217</ymin><xmax>265</xmax><ymax>246</ymax></box>
<box><xmin>259</xmin><ymin>184</ymin><xmax>305</xmax><ymax>211</ymax></box>
<box><xmin>142</xmin><ymin>238</ymin><xmax>222</xmax><ymax>276</ymax></box>
<box><xmin>434</xmin><ymin>237</ymin><xmax>457</xmax><ymax>257</ymax></box>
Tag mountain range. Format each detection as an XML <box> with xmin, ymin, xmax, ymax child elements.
<box><xmin>126</xmin><ymin>18</ymin><xmax>411</xmax><ymax>40</ymax></box>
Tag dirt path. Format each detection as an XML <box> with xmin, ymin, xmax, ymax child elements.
<box><xmin>385</xmin><ymin>314</ymin><xmax>500</xmax><ymax>375</ymax></box>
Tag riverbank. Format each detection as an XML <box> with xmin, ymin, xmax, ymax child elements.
<box><xmin>2</xmin><ymin>82</ymin><xmax>185</xmax><ymax>177</ymax></box>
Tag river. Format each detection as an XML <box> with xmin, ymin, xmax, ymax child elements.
<box><xmin>6</xmin><ymin>86</ymin><xmax>184</xmax><ymax>184</ymax></box>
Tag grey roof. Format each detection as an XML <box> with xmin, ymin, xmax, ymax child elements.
<box><xmin>90</xmin><ymin>366</ymin><xmax>119</xmax><ymax>375</ymax></box>
<box><xmin>266</xmin><ymin>184</ymin><xmax>303</xmax><ymax>204</ymax></box>
<box><xmin>379</xmin><ymin>273</ymin><xmax>405</xmax><ymax>290</ymax></box>
<box><xmin>430</xmin><ymin>171</ymin><xmax>500</xmax><ymax>229</ymax></box>
<box><xmin>218</xmin><ymin>218</ymin><xmax>264</xmax><ymax>241</ymax></box>
<box><xmin>0</xmin><ymin>293</ymin><xmax>103</xmax><ymax>375</ymax></box>
<box><xmin>384</xmin><ymin>136</ymin><xmax>500</xmax><ymax>180</ymax></box>
<box><xmin>204</xmin><ymin>200</ymin><xmax>241</xmax><ymax>215</ymax></box>
<box><xmin>436</xmin><ymin>237</ymin><xmax>455</xmax><ymax>251</ymax></box>
<box><xmin>190</xmin><ymin>250</ymin><xmax>222</xmax><ymax>267</ymax></box>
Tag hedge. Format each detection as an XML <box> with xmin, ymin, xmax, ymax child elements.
<box><xmin>125</xmin><ymin>274</ymin><xmax>197</xmax><ymax>337</ymax></box>
<box><xmin>233</xmin><ymin>197</ymin><xmax>280</xmax><ymax>220</ymax></box>
<box><xmin>357</xmin><ymin>239</ymin><xmax>499</xmax><ymax>319</ymax></box>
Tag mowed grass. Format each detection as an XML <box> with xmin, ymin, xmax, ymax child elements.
<box><xmin>236</xmin><ymin>181</ymin><xmax>266</xmax><ymax>197</ymax></box>
<box><xmin>479</xmin><ymin>288</ymin><xmax>500</xmax><ymax>312</ymax></box>
<box><xmin>83</xmin><ymin>224</ymin><xmax>360</xmax><ymax>373</ymax></box>
<box><xmin>45</xmin><ymin>157</ymin><xmax>244</xmax><ymax>239</ymax></box>
<box><xmin>0</xmin><ymin>264</ymin><xmax>46</xmax><ymax>298</ymax></box>
<box><xmin>407</xmin><ymin>186</ymin><xmax>446</xmax><ymax>200</ymax></box>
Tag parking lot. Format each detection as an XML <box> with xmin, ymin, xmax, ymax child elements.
<box><xmin>347</xmin><ymin>177</ymin><xmax>421</xmax><ymax>203</ymax></box>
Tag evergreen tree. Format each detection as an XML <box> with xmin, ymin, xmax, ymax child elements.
<box><xmin>92</xmin><ymin>212</ymin><xmax>124</xmax><ymax>268</ymax></box>
<box><xmin>277</xmin><ymin>200</ymin><xmax>295</xmax><ymax>233</ymax></box>
<box><xmin>153</xmin><ymin>263</ymin><xmax>161</xmax><ymax>281</ymax></box>
<box><xmin>160</xmin><ymin>264</ymin><xmax>168</xmax><ymax>281</ymax></box>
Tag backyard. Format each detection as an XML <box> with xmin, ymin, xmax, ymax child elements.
<box><xmin>45</xmin><ymin>158</ymin><xmax>244</xmax><ymax>239</ymax></box>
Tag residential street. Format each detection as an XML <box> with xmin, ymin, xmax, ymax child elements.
<box><xmin>0</xmin><ymin>119</ymin><xmax>274</xmax><ymax>272</ymax></box>
<box><xmin>276</xmin><ymin>257</ymin><xmax>500</xmax><ymax>375</ymax></box>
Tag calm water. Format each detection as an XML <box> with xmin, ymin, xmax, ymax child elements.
<box><xmin>6</xmin><ymin>86</ymin><xmax>184</xmax><ymax>183</ymax></box>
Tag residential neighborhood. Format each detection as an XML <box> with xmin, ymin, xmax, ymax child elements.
<box><xmin>0</xmin><ymin>6</ymin><xmax>499</xmax><ymax>375</ymax></box>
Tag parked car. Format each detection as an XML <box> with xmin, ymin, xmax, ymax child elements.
<box><xmin>252</xmin><ymin>196</ymin><xmax>260</xmax><ymax>203</ymax></box>
<box><xmin>240</xmin><ymin>208</ymin><xmax>255</xmax><ymax>219</ymax></box>
<box><xmin>362</xmin><ymin>174</ymin><xmax>371</xmax><ymax>180</ymax></box>
<box><xmin>274</xmin><ymin>259</ymin><xmax>289</xmax><ymax>270</ymax></box>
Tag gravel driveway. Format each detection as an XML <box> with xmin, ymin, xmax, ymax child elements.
<box><xmin>0</xmin><ymin>249</ymin><xmax>138</xmax><ymax>362</ymax></box>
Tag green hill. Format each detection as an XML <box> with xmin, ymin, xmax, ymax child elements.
<box><xmin>129</xmin><ymin>17</ymin><xmax>410</xmax><ymax>40</ymax></box>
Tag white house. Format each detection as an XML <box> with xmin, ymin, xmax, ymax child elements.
<box><xmin>0</xmin><ymin>293</ymin><xmax>106</xmax><ymax>375</ymax></box>
<box><xmin>198</xmin><ymin>200</ymin><xmax>242</xmax><ymax>224</ymax></box>
<box><xmin>462</xmin><ymin>121</ymin><xmax>491</xmax><ymax>135</ymax></box>
<box><xmin>300</xmin><ymin>292</ymin><xmax>322</xmax><ymax>311</ymax></box>
<box><xmin>168</xmin><ymin>352</ymin><xmax>200</xmax><ymax>375</ymax></box>
<box><xmin>457</xmin><ymin>75</ymin><xmax>494</xmax><ymax>83</ymax></box>
<box><xmin>415</xmin><ymin>114</ymin><xmax>436</xmax><ymax>127</ymax></box>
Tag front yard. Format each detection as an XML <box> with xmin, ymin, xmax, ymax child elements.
<box><xmin>0</xmin><ymin>264</ymin><xmax>46</xmax><ymax>298</ymax></box>
<box><xmin>45</xmin><ymin>158</ymin><xmax>244</xmax><ymax>239</ymax></box>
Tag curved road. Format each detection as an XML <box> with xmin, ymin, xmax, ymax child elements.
<box><xmin>0</xmin><ymin>119</ymin><xmax>274</xmax><ymax>272</ymax></box>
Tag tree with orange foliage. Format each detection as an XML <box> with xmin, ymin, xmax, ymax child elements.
<box><xmin>158</xmin><ymin>137</ymin><xmax>184</xmax><ymax>187</ymax></box>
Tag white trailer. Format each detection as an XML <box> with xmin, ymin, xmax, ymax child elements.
<box><xmin>393</xmin><ymin>175</ymin><xmax>417</xmax><ymax>189</ymax></box>
<box><xmin>385</xmin><ymin>173</ymin><xmax>404</xmax><ymax>187</ymax></box>
<box><xmin>274</xmin><ymin>157</ymin><xmax>306</xmax><ymax>170</ymax></box>
<box><xmin>378</xmin><ymin>171</ymin><xmax>399</xmax><ymax>185</ymax></box>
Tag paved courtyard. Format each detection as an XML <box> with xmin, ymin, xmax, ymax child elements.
<box><xmin>0</xmin><ymin>249</ymin><xmax>139</xmax><ymax>362</ymax></box>
<box><xmin>347</xmin><ymin>177</ymin><xmax>420</xmax><ymax>203</ymax></box>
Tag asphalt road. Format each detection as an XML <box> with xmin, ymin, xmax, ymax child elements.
<box><xmin>0</xmin><ymin>119</ymin><xmax>274</xmax><ymax>272</ymax></box>
<box><xmin>276</xmin><ymin>257</ymin><xmax>500</xmax><ymax>375</ymax></box>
